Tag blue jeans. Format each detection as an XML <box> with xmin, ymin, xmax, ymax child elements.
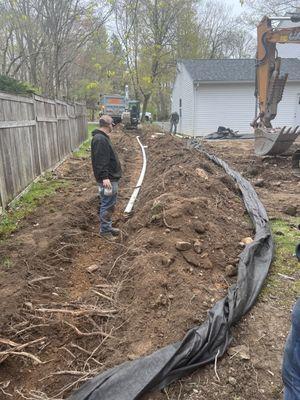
<box><xmin>170</xmin><ymin>122</ymin><xmax>178</xmax><ymax>134</ymax></box>
<box><xmin>282</xmin><ymin>298</ymin><xmax>300</xmax><ymax>399</ymax></box>
<box><xmin>99</xmin><ymin>181</ymin><xmax>118</xmax><ymax>234</ymax></box>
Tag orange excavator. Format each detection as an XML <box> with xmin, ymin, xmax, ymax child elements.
<box><xmin>252</xmin><ymin>14</ymin><xmax>300</xmax><ymax>171</ymax></box>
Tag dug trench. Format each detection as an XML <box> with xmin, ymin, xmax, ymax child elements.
<box><xmin>0</xmin><ymin>128</ymin><xmax>286</xmax><ymax>399</ymax></box>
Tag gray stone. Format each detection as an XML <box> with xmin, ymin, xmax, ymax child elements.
<box><xmin>193</xmin><ymin>221</ymin><xmax>206</xmax><ymax>234</ymax></box>
<box><xmin>175</xmin><ymin>241</ymin><xmax>192</xmax><ymax>251</ymax></box>
<box><xmin>254</xmin><ymin>178</ymin><xmax>264</xmax><ymax>187</ymax></box>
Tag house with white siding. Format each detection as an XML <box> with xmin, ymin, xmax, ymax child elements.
<box><xmin>171</xmin><ymin>59</ymin><xmax>300</xmax><ymax>136</ymax></box>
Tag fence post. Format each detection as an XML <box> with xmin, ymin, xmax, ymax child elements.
<box><xmin>0</xmin><ymin>110</ymin><xmax>7</xmax><ymax>212</ymax></box>
<box><xmin>0</xmin><ymin>159</ymin><xmax>6</xmax><ymax>213</ymax></box>
<box><xmin>33</xmin><ymin>94</ymin><xmax>43</xmax><ymax>175</ymax></box>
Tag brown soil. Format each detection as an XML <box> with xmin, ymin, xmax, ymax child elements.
<box><xmin>0</xmin><ymin>130</ymin><xmax>298</xmax><ymax>400</ymax></box>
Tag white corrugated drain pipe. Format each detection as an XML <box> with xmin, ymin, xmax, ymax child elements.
<box><xmin>124</xmin><ymin>136</ymin><xmax>147</xmax><ymax>214</ymax></box>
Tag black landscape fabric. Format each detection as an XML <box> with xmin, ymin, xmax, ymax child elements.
<box><xmin>68</xmin><ymin>140</ymin><xmax>274</xmax><ymax>400</ymax></box>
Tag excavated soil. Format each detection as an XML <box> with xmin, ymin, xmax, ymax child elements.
<box><xmin>0</xmin><ymin>129</ymin><xmax>298</xmax><ymax>399</ymax></box>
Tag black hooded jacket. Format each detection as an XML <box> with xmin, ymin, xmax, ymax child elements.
<box><xmin>91</xmin><ymin>129</ymin><xmax>122</xmax><ymax>183</ymax></box>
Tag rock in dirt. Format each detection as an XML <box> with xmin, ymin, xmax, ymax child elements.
<box><xmin>225</xmin><ymin>264</ymin><xmax>237</xmax><ymax>277</ymax></box>
<box><xmin>253</xmin><ymin>178</ymin><xmax>264</xmax><ymax>187</ymax></box>
<box><xmin>239</xmin><ymin>237</ymin><xmax>253</xmax><ymax>246</ymax></box>
<box><xmin>195</xmin><ymin>168</ymin><xmax>208</xmax><ymax>180</ymax></box>
<box><xmin>246</xmin><ymin>166</ymin><xmax>260</xmax><ymax>177</ymax></box>
<box><xmin>175</xmin><ymin>241</ymin><xmax>192</xmax><ymax>251</ymax></box>
<box><xmin>193</xmin><ymin>221</ymin><xmax>206</xmax><ymax>234</ymax></box>
<box><xmin>228</xmin><ymin>377</ymin><xmax>237</xmax><ymax>386</ymax></box>
<box><xmin>193</xmin><ymin>239</ymin><xmax>203</xmax><ymax>254</ymax></box>
<box><xmin>282</xmin><ymin>205</ymin><xmax>298</xmax><ymax>216</ymax></box>
<box><xmin>161</xmin><ymin>255</ymin><xmax>175</xmax><ymax>267</ymax></box>
<box><xmin>182</xmin><ymin>250</ymin><xmax>200</xmax><ymax>267</ymax></box>
<box><xmin>86</xmin><ymin>264</ymin><xmax>99</xmax><ymax>273</ymax></box>
<box><xmin>228</xmin><ymin>345</ymin><xmax>250</xmax><ymax>360</ymax></box>
<box><xmin>147</xmin><ymin>237</ymin><xmax>164</xmax><ymax>248</ymax></box>
<box><xmin>200</xmin><ymin>254</ymin><xmax>213</xmax><ymax>270</ymax></box>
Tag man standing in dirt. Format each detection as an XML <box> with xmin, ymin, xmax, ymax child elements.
<box><xmin>91</xmin><ymin>115</ymin><xmax>122</xmax><ymax>239</ymax></box>
<box><xmin>170</xmin><ymin>111</ymin><xmax>179</xmax><ymax>134</ymax></box>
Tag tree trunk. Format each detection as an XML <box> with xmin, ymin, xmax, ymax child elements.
<box><xmin>141</xmin><ymin>93</ymin><xmax>151</xmax><ymax>122</ymax></box>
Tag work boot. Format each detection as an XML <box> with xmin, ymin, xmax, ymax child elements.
<box><xmin>100</xmin><ymin>231</ymin><xmax>117</xmax><ymax>241</ymax></box>
<box><xmin>110</xmin><ymin>228</ymin><xmax>121</xmax><ymax>236</ymax></box>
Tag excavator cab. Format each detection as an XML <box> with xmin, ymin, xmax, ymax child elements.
<box><xmin>252</xmin><ymin>14</ymin><xmax>300</xmax><ymax>163</ymax></box>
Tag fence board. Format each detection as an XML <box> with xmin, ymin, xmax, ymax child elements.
<box><xmin>0</xmin><ymin>91</ymin><xmax>87</xmax><ymax>211</ymax></box>
<box><xmin>0</xmin><ymin>120</ymin><xmax>36</xmax><ymax>128</ymax></box>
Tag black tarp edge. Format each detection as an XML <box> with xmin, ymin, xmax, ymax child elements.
<box><xmin>67</xmin><ymin>141</ymin><xmax>274</xmax><ymax>400</ymax></box>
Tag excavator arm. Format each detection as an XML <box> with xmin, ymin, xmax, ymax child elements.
<box><xmin>253</xmin><ymin>15</ymin><xmax>300</xmax><ymax>158</ymax></box>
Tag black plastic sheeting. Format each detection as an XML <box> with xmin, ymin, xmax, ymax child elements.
<box><xmin>68</xmin><ymin>141</ymin><xmax>274</xmax><ymax>400</ymax></box>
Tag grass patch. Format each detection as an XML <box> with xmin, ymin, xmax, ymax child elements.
<box><xmin>261</xmin><ymin>217</ymin><xmax>300</xmax><ymax>302</ymax></box>
<box><xmin>0</xmin><ymin>173</ymin><xmax>68</xmax><ymax>240</ymax></box>
<box><xmin>73</xmin><ymin>123</ymin><xmax>97</xmax><ymax>158</ymax></box>
<box><xmin>0</xmin><ymin>124</ymin><xmax>96</xmax><ymax>239</ymax></box>
<box><xmin>1</xmin><ymin>256</ymin><xmax>12</xmax><ymax>269</ymax></box>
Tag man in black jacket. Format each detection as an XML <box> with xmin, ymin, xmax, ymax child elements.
<box><xmin>91</xmin><ymin>115</ymin><xmax>122</xmax><ymax>238</ymax></box>
<box><xmin>170</xmin><ymin>111</ymin><xmax>179</xmax><ymax>134</ymax></box>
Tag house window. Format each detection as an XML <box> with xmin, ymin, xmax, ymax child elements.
<box><xmin>179</xmin><ymin>98</ymin><xmax>182</xmax><ymax>107</ymax></box>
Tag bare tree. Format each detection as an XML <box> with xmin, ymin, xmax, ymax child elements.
<box><xmin>197</xmin><ymin>0</ymin><xmax>255</xmax><ymax>59</ymax></box>
<box><xmin>240</xmin><ymin>0</ymin><xmax>300</xmax><ymax>28</ymax></box>
<box><xmin>114</xmin><ymin>0</ymin><xmax>193</xmax><ymax>118</ymax></box>
<box><xmin>0</xmin><ymin>0</ymin><xmax>112</xmax><ymax>97</ymax></box>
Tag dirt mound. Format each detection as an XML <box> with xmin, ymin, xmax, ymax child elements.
<box><xmin>104</xmin><ymin>133</ymin><xmax>252</xmax><ymax>374</ymax></box>
<box><xmin>0</xmin><ymin>130</ymin><xmax>252</xmax><ymax>398</ymax></box>
<box><xmin>203</xmin><ymin>139</ymin><xmax>300</xmax><ymax>218</ymax></box>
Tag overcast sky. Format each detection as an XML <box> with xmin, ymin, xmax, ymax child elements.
<box><xmin>223</xmin><ymin>0</ymin><xmax>244</xmax><ymax>15</ymax></box>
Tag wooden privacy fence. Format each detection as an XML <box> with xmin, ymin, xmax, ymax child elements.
<box><xmin>0</xmin><ymin>91</ymin><xmax>88</xmax><ymax>212</ymax></box>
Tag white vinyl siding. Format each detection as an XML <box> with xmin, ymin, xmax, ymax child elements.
<box><xmin>172</xmin><ymin>60</ymin><xmax>300</xmax><ymax>137</ymax></box>
<box><xmin>194</xmin><ymin>83</ymin><xmax>256</xmax><ymax>136</ymax></box>
<box><xmin>171</xmin><ymin>63</ymin><xmax>194</xmax><ymax>135</ymax></box>
<box><xmin>273</xmin><ymin>82</ymin><xmax>300</xmax><ymax>127</ymax></box>
<box><xmin>277</xmin><ymin>44</ymin><xmax>300</xmax><ymax>59</ymax></box>
<box><xmin>192</xmin><ymin>82</ymin><xmax>300</xmax><ymax>136</ymax></box>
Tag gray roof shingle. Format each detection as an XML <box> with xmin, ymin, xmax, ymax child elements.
<box><xmin>181</xmin><ymin>58</ymin><xmax>300</xmax><ymax>82</ymax></box>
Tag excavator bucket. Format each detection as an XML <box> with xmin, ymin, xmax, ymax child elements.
<box><xmin>254</xmin><ymin>126</ymin><xmax>300</xmax><ymax>156</ymax></box>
